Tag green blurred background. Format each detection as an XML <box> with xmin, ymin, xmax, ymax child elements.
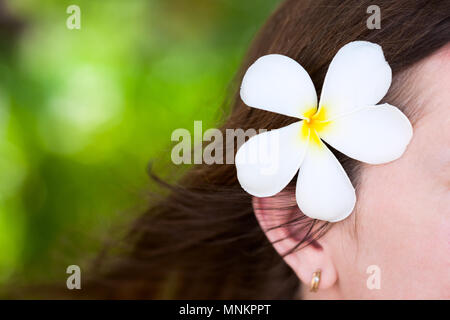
<box><xmin>0</xmin><ymin>0</ymin><xmax>281</xmax><ymax>285</ymax></box>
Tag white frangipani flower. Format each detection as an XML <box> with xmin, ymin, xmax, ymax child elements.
<box><xmin>235</xmin><ymin>41</ymin><xmax>413</xmax><ymax>222</ymax></box>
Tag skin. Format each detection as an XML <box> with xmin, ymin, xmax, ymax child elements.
<box><xmin>254</xmin><ymin>45</ymin><xmax>450</xmax><ymax>299</ymax></box>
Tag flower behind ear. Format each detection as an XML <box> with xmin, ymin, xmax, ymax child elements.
<box><xmin>236</xmin><ymin>41</ymin><xmax>413</xmax><ymax>222</ymax></box>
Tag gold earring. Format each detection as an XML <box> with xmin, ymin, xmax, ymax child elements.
<box><xmin>309</xmin><ymin>269</ymin><xmax>321</xmax><ymax>292</ymax></box>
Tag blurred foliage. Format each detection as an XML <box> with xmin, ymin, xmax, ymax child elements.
<box><xmin>0</xmin><ymin>0</ymin><xmax>280</xmax><ymax>284</ymax></box>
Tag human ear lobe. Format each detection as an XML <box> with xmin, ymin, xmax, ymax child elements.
<box><xmin>252</xmin><ymin>195</ymin><xmax>338</xmax><ymax>291</ymax></box>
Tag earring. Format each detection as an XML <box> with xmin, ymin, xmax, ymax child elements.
<box><xmin>309</xmin><ymin>269</ymin><xmax>321</xmax><ymax>292</ymax></box>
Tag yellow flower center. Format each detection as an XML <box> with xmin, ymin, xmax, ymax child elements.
<box><xmin>301</xmin><ymin>106</ymin><xmax>330</xmax><ymax>146</ymax></box>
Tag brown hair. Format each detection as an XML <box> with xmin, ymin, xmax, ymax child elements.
<box><xmin>73</xmin><ymin>0</ymin><xmax>449</xmax><ymax>299</ymax></box>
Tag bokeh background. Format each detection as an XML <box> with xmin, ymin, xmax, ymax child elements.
<box><xmin>0</xmin><ymin>0</ymin><xmax>281</xmax><ymax>285</ymax></box>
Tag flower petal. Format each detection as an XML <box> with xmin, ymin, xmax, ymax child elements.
<box><xmin>319</xmin><ymin>104</ymin><xmax>413</xmax><ymax>164</ymax></box>
<box><xmin>319</xmin><ymin>41</ymin><xmax>392</xmax><ymax>119</ymax></box>
<box><xmin>296</xmin><ymin>142</ymin><xmax>356</xmax><ymax>222</ymax></box>
<box><xmin>236</xmin><ymin>121</ymin><xmax>309</xmax><ymax>197</ymax></box>
<box><xmin>240</xmin><ymin>54</ymin><xmax>317</xmax><ymax>119</ymax></box>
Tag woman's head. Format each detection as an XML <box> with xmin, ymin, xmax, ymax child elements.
<box><xmin>253</xmin><ymin>44</ymin><xmax>450</xmax><ymax>299</ymax></box>
<box><xmin>226</xmin><ymin>0</ymin><xmax>449</xmax><ymax>299</ymax></box>
<box><xmin>80</xmin><ymin>0</ymin><xmax>449</xmax><ymax>299</ymax></box>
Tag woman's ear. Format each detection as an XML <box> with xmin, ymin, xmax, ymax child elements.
<box><xmin>252</xmin><ymin>194</ymin><xmax>338</xmax><ymax>292</ymax></box>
